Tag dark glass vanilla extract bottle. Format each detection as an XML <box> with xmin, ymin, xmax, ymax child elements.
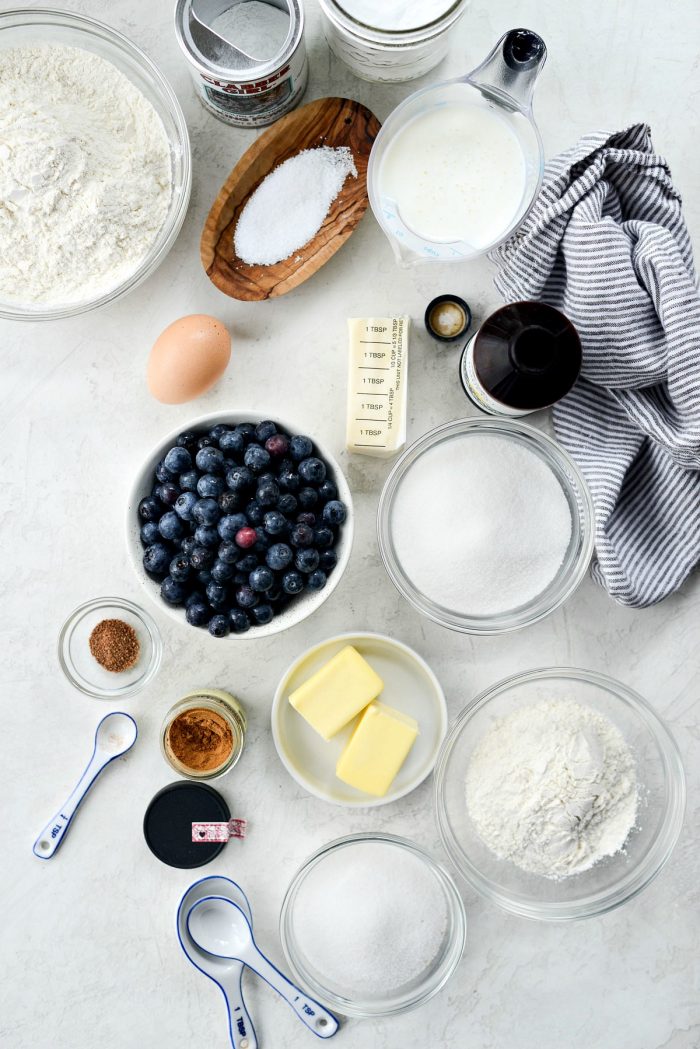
<box><xmin>460</xmin><ymin>301</ymin><xmax>582</xmax><ymax>416</ymax></box>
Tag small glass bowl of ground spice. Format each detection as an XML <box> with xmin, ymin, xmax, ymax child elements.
<box><xmin>161</xmin><ymin>690</ymin><xmax>246</xmax><ymax>780</ymax></box>
<box><xmin>59</xmin><ymin>597</ymin><xmax>162</xmax><ymax>699</ymax></box>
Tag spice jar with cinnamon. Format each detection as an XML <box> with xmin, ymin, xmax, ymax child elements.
<box><xmin>161</xmin><ymin>689</ymin><xmax>246</xmax><ymax>780</ymax></box>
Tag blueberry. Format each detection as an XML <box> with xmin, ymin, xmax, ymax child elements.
<box><xmin>219</xmin><ymin>490</ymin><xmax>244</xmax><ymax>513</ymax></box>
<box><xmin>235</xmin><ymin>526</ymin><xmax>258</xmax><ymax>549</ymax></box>
<box><xmin>190</xmin><ymin>545</ymin><xmax>215</xmax><ymax>571</ymax></box>
<box><xmin>298</xmin><ymin>457</ymin><xmax>326</xmax><ymax>484</ymax></box>
<box><xmin>235</xmin><ymin>585</ymin><xmax>259</xmax><ymax>609</ymax></box>
<box><xmin>266</xmin><ymin>543</ymin><xmax>293</xmax><ymax>571</ymax></box>
<box><xmin>155</xmin><ymin>458</ymin><xmax>175</xmax><ymax>483</ymax></box>
<box><xmin>245</xmin><ymin>500</ymin><xmax>264</xmax><ymax>526</ymax></box>
<box><xmin>209</xmin><ymin>424</ymin><xmax>231</xmax><ymax>442</ymax></box>
<box><xmin>164</xmin><ymin>446</ymin><xmax>192</xmax><ymax>474</ymax></box>
<box><xmin>193</xmin><ymin>498</ymin><xmax>221</xmax><ymax>526</ymax></box>
<box><xmin>291</xmin><ymin>523</ymin><xmax>314</xmax><ymax>547</ymax></box>
<box><xmin>180</xmin><ymin>535</ymin><xmax>198</xmax><ymax>558</ymax></box>
<box><xmin>237</xmin><ymin>554</ymin><xmax>258</xmax><ymax>573</ymax></box>
<box><xmin>186</xmin><ymin>601</ymin><xmax>210</xmax><ymax>627</ymax></box>
<box><xmin>229</xmin><ymin>608</ymin><xmax>251</xmax><ymax>634</ymax></box>
<box><xmin>263</xmin><ymin>510</ymin><xmax>287</xmax><ymax>535</ymax></box>
<box><xmin>208</xmin><ymin>613</ymin><xmax>230</xmax><ymax>638</ymax></box>
<box><xmin>197</xmin><ymin>435</ymin><xmax>215</xmax><ymax>449</ymax></box>
<box><xmin>194</xmin><ymin>525</ymin><xmax>219</xmax><ymax>548</ymax></box>
<box><xmin>219</xmin><ymin>430</ymin><xmax>246</xmax><ymax>455</ymax></box>
<box><xmin>277</xmin><ymin>493</ymin><xmax>297</xmax><ymax>515</ymax></box>
<box><xmin>196</xmin><ymin>446</ymin><xmax>225</xmax><ymax>474</ymax></box>
<box><xmin>249</xmin><ymin>565</ymin><xmax>274</xmax><ymax>592</ymax></box>
<box><xmin>180</xmin><ymin>470</ymin><xmax>199</xmax><ymax>492</ymax></box>
<box><xmin>138</xmin><ymin>496</ymin><xmax>163</xmax><ymax>523</ymax></box>
<box><xmin>323</xmin><ymin>500</ymin><xmax>347</xmax><ymax>526</ymax></box>
<box><xmin>226</xmin><ymin>465</ymin><xmax>254</xmax><ymax>492</ymax></box>
<box><xmin>218</xmin><ymin>540</ymin><xmax>241</xmax><ymax>565</ymax></box>
<box><xmin>140</xmin><ymin>522</ymin><xmax>160</xmax><ymax>546</ymax></box>
<box><xmin>265</xmin><ymin>433</ymin><xmax>289</xmax><ymax>457</ymax></box>
<box><xmin>319</xmin><ymin>549</ymin><xmax>338</xmax><ymax>573</ymax></box>
<box><xmin>218</xmin><ymin>513</ymin><xmax>248</xmax><ymax>541</ymax></box>
<box><xmin>197</xmin><ymin>474</ymin><xmax>225</xmax><ymax>499</ymax></box>
<box><xmin>278</xmin><ymin>469</ymin><xmax>300</xmax><ymax>493</ymax></box>
<box><xmin>233</xmin><ymin>571</ymin><xmax>248</xmax><ymax>585</ymax></box>
<box><xmin>244</xmin><ymin>444</ymin><xmax>270</xmax><ymax>474</ymax></box>
<box><xmin>197</xmin><ymin>569</ymin><xmax>213</xmax><ymax>587</ymax></box>
<box><xmin>156</xmin><ymin>482</ymin><xmax>180</xmax><ymax>507</ymax></box>
<box><xmin>267</xmin><ymin>584</ymin><xmax>282</xmax><ymax>602</ymax></box>
<box><xmin>318</xmin><ymin>479</ymin><xmax>338</xmax><ymax>502</ymax></box>
<box><xmin>297</xmin><ymin>512</ymin><xmax>316</xmax><ymax>526</ymax></box>
<box><xmin>295</xmin><ymin>548</ymin><xmax>320</xmax><ymax>574</ymax></box>
<box><xmin>206</xmin><ymin>581</ymin><xmax>228</xmax><ymax>608</ymax></box>
<box><xmin>257</xmin><ymin>480</ymin><xmax>279</xmax><ymax>507</ymax></box>
<box><xmin>313</xmin><ymin>526</ymin><xmax>334</xmax><ymax>549</ymax></box>
<box><xmin>186</xmin><ymin>590</ymin><xmax>206</xmax><ymax>608</ymax></box>
<box><xmin>282</xmin><ymin>569</ymin><xmax>304</xmax><ymax>595</ymax></box>
<box><xmin>298</xmin><ymin>487</ymin><xmax>319</xmax><ymax>509</ymax></box>
<box><xmin>158</xmin><ymin>511</ymin><xmax>186</xmax><ymax>541</ymax></box>
<box><xmin>169</xmin><ymin>554</ymin><xmax>191</xmax><ymax>581</ymax></box>
<box><xmin>177</xmin><ymin>430</ymin><xmax>199</xmax><ymax>451</ymax></box>
<box><xmin>253</xmin><ymin>530</ymin><xmax>271</xmax><ymax>554</ymax></box>
<box><xmin>255</xmin><ymin>420</ymin><xmax>277</xmax><ymax>442</ymax></box>
<box><xmin>211</xmin><ymin>558</ymin><xmax>234</xmax><ymax>584</ymax></box>
<box><xmin>143</xmin><ymin>543</ymin><xmax>171</xmax><ymax>576</ymax></box>
<box><xmin>290</xmin><ymin>435</ymin><xmax>313</xmax><ymax>461</ymax></box>
<box><xmin>175</xmin><ymin>491</ymin><xmax>198</xmax><ymax>520</ymax></box>
<box><xmin>161</xmin><ymin>576</ymin><xmax>187</xmax><ymax>605</ymax></box>
<box><xmin>234</xmin><ymin>423</ymin><xmax>256</xmax><ymax>443</ymax></box>
<box><xmin>251</xmin><ymin>603</ymin><xmax>273</xmax><ymax>625</ymax></box>
<box><xmin>307</xmin><ymin>569</ymin><xmax>327</xmax><ymax>592</ymax></box>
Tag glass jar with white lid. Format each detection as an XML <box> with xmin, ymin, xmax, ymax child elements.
<box><xmin>318</xmin><ymin>0</ymin><xmax>468</xmax><ymax>82</ymax></box>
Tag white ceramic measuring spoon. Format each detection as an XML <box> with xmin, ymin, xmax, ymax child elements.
<box><xmin>187</xmin><ymin>896</ymin><xmax>339</xmax><ymax>1038</ymax></box>
<box><xmin>177</xmin><ymin>877</ymin><xmax>258</xmax><ymax>1049</ymax></box>
<box><xmin>32</xmin><ymin>712</ymin><xmax>137</xmax><ymax>859</ymax></box>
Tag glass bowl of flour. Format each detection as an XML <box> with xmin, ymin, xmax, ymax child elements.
<box><xmin>377</xmin><ymin>417</ymin><xmax>595</xmax><ymax>634</ymax></box>
<box><xmin>434</xmin><ymin>667</ymin><xmax>686</xmax><ymax>921</ymax></box>
<box><xmin>0</xmin><ymin>9</ymin><xmax>191</xmax><ymax>321</ymax></box>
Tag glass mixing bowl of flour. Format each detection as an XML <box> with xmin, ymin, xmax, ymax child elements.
<box><xmin>0</xmin><ymin>9</ymin><xmax>191</xmax><ymax>321</ymax></box>
<box><xmin>434</xmin><ymin>668</ymin><xmax>686</xmax><ymax>921</ymax></box>
<box><xmin>377</xmin><ymin>418</ymin><xmax>595</xmax><ymax>634</ymax></box>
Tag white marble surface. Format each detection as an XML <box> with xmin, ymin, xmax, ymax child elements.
<box><xmin>2</xmin><ymin>1</ymin><xmax>699</xmax><ymax>1047</ymax></box>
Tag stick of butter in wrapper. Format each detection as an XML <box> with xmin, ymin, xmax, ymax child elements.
<box><xmin>346</xmin><ymin>316</ymin><xmax>408</xmax><ymax>457</ymax></box>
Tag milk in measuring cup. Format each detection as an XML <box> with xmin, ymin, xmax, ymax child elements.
<box><xmin>378</xmin><ymin>103</ymin><xmax>527</xmax><ymax>249</ymax></box>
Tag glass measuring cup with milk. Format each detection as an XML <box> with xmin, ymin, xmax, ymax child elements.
<box><xmin>368</xmin><ymin>29</ymin><xmax>547</xmax><ymax>266</ymax></box>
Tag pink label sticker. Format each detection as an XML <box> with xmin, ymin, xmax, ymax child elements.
<box><xmin>192</xmin><ymin>818</ymin><xmax>247</xmax><ymax>843</ymax></box>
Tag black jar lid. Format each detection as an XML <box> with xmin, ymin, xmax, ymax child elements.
<box><xmin>143</xmin><ymin>781</ymin><xmax>230</xmax><ymax>869</ymax></box>
<box><xmin>468</xmin><ymin>301</ymin><xmax>582</xmax><ymax>411</ymax></box>
<box><xmin>425</xmin><ymin>295</ymin><xmax>472</xmax><ymax>342</ymax></box>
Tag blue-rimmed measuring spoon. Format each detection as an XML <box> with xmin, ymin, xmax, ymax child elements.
<box><xmin>32</xmin><ymin>712</ymin><xmax>137</xmax><ymax>859</ymax></box>
<box><xmin>177</xmin><ymin>877</ymin><xmax>258</xmax><ymax>1049</ymax></box>
<box><xmin>187</xmin><ymin>896</ymin><xmax>339</xmax><ymax>1038</ymax></box>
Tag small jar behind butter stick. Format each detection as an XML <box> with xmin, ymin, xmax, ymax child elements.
<box><xmin>345</xmin><ymin>316</ymin><xmax>409</xmax><ymax>458</ymax></box>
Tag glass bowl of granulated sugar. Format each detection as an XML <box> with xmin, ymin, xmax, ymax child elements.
<box><xmin>377</xmin><ymin>417</ymin><xmax>595</xmax><ymax>634</ymax></box>
<box><xmin>434</xmin><ymin>667</ymin><xmax>686</xmax><ymax>921</ymax></box>
<box><xmin>0</xmin><ymin>9</ymin><xmax>191</xmax><ymax>321</ymax></box>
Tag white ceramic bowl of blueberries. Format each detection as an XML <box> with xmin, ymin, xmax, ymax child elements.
<box><xmin>126</xmin><ymin>411</ymin><xmax>353</xmax><ymax>638</ymax></box>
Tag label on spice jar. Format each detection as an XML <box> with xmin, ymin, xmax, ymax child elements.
<box><xmin>460</xmin><ymin>332</ymin><xmax>533</xmax><ymax>418</ymax></box>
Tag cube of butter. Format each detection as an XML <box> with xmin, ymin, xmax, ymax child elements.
<box><xmin>288</xmin><ymin>645</ymin><xmax>384</xmax><ymax>740</ymax></box>
<box><xmin>336</xmin><ymin>701</ymin><xmax>419</xmax><ymax>797</ymax></box>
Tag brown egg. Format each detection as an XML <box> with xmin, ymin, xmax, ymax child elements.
<box><xmin>147</xmin><ymin>314</ymin><xmax>231</xmax><ymax>404</ymax></box>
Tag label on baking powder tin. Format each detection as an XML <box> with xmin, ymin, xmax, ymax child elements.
<box><xmin>196</xmin><ymin>51</ymin><xmax>308</xmax><ymax>127</ymax></box>
<box><xmin>460</xmin><ymin>331</ymin><xmax>532</xmax><ymax>418</ymax></box>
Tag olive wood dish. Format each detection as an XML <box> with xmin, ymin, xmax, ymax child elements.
<box><xmin>200</xmin><ymin>96</ymin><xmax>381</xmax><ymax>302</ymax></box>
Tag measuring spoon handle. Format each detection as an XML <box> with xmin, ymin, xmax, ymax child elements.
<box><xmin>243</xmin><ymin>945</ymin><xmax>338</xmax><ymax>1038</ymax></box>
<box><xmin>218</xmin><ymin>967</ymin><xmax>258</xmax><ymax>1049</ymax></box>
<box><xmin>32</xmin><ymin>752</ymin><xmax>107</xmax><ymax>859</ymax></box>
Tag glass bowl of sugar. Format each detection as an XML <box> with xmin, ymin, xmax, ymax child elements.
<box><xmin>377</xmin><ymin>417</ymin><xmax>595</xmax><ymax>634</ymax></box>
<box><xmin>280</xmin><ymin>833</ymin><xmax>467</xmax><ymax>1017</ymax></box>
<box><xmin>434</xmin><ymin>667</ymin><xmax>686</xmax><ymax>921</ymax></box>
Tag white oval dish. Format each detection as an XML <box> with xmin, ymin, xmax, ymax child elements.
<box><xmin>126</xmin><ymin>411</ymin><xmax>353</xmax><ymax>639</ymax></box>
<box><xmin>272</xmin><ymin>632</ymin><xmax>448</xmax><ymax>807</ymax></box>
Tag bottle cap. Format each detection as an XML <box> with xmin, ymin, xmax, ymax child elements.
<box><xmin>143</xmin><ymin>781</ymin><xmax>230</xmax><ymax>868</ymax></box>
<box><xmin>425</xmin><ymin>295</ymin><xmax>472</xmax><ymax>342</ymax></box>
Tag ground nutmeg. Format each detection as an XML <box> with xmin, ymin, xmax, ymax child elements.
<box><xmin>89</xmin><ymin>618</ymin><xmax>140</xmax><ymax>673</ymax></box>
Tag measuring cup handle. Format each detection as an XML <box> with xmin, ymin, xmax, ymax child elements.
<box><xmin>32</xmin><ymin>754</ymin><xmax>104</xmax><ymax>859</ymax></box>
<box><xmin>466</xmin><ymin>28</ymin><xmax>547</xmax><ymax>111</ymax></box>
<box><xmin>246</xmin><ymin>949</ymin><xmax>339</xmax><ymax>1038</ymax></box>
<box><xmin>218</xmin><ymin>968</ymin><xmax>258</xmax><ymax>1049</ymax></box>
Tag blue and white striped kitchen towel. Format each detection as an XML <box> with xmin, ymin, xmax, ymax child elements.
<box><xmin>490</xmin><ymin>123</ymin><xmax>700</xmax><ymax>608</ymax></box>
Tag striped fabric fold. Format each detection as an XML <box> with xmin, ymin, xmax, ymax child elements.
<box><xmin>490</xmin><ymin>124</ymin><xmax>700</xmax><ymax>607</ymax></box>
